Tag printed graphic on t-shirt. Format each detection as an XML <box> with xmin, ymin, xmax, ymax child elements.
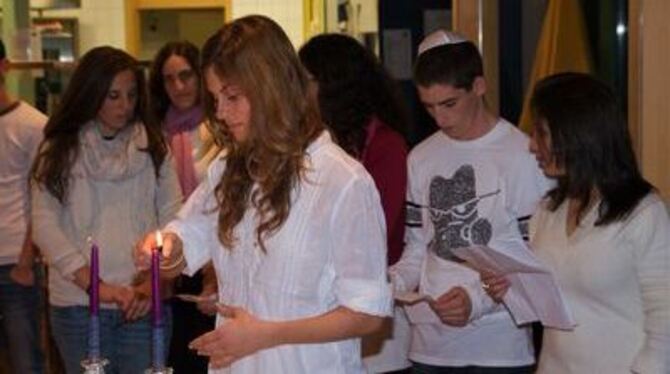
<box><xmin>427</xmin><ymin>165</ymin><xmax>500</xmax><ymax>261</ymax></box>
<box><xmin>406</xmin><ymin>201</ymin><xmax>423</xmax><ymax>228</ymax></box>
<box><xmin>516</xmin><ymin>215</ymin><xmax>531</xmax><ymax>241</ymax></box>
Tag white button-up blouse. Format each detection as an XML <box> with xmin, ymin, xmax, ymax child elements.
<box><xmin>167</xmin><ymin>131</ymin><xmax>393</xmax><ymax>373</ymax></box>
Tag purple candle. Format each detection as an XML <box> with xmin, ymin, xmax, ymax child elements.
<box><xmin>151</xmin><ymin>230</ymin><xmax>165</xmax><ymax>369</ymax></box>
<box><xmin>152</xmin><ymin>230</ymin><xmax>162</xmax><ymax>325</ymax></box>
<box><xmin>87</xmin><ymin>238</ymin><xmax>101</xmax><ymax>360</ymax></box>
<box><xmin>90</xmin><ymin>242</ymin><xmax>99</xmax><ymax>315</ymax></box>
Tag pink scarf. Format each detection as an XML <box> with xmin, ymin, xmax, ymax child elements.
<box><xmin>165</xmin><ymin>105</ymin><xmax>204</xmax><ymax>199</ymax></box>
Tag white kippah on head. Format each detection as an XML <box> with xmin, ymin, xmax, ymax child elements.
<box><xmin>417</xmin><ymin>29</ymin><xmax>468</xmax><ymax>55</ymax></box>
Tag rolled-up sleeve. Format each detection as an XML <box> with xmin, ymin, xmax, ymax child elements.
<box><xmin>329</xmin><ymin>175</ymin><xmax>393</xmax><ymax>317</ymax></box>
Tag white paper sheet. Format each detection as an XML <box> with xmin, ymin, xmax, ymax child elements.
<box><xmin>451</xmin><ymin>245</ymin><xmax>576</xmax><ymax>330</ymax></box>
<box><xmin>394</xmin><ymin>291</ymin><xmax>433</xmax><ymax>305</ymax></box>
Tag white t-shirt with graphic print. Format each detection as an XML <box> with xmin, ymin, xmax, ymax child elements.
<box><xmin>390</xmin><ymin>119</ymin><xmax>551</xmax><ymax>367</ymax></box>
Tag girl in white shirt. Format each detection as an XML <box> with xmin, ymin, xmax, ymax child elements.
<box><xmin>483</xmin><ymin>72</ymin><xmax>670</xmax><ymax>374</ymax></box>
<box><xmin>136</xmin><ymin>15</ymin><xmax>392</xmax><ymax>373</ymax></box>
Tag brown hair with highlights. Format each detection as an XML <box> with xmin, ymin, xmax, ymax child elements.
<box><xmin>31</xmin><ymin>46</ymin><xmax>166</xmax><ymax>203</ymax></box>
<box><xmin>201</xmin><ymin>15</ymin><xmax>323</xmax><ymax>251</ymax></box>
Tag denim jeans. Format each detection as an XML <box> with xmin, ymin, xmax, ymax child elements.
<box><xmin>412</xmin><ymin>362</ymin><xmax>535</xmax><ymax>374</ymax></box>
<box><xmin>50</xmin><ymin>303</ymin><xmax>172</xmax><ymax>374</ymax></box>
<box><xmin>0</xmin><ymin>264</ymin><xmax>45</xmax><ymax>374</ymax></box>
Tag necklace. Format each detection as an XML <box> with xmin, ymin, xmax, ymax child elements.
<box><xmin>95</xmin><ymin>120</ymin><xmax>120</xmax><ymax>140</ymax></box>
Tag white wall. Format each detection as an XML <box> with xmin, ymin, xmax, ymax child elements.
<box><xmin>232</xmin><ymin>0</ymin><xmax>304</xmax><ymax>48</ymax></box>
<box><xmin>34</xmin><ymin>0</ymin><xmax>306</xmax><ymax>56</ymax></box>
<box><xmin>139</xmin><ymin>10</ymin><xmax>178</xmax><ymax>60</ymax></box>
<box><xmin>38</xmin><ymin>0</ymin><xmax>126</xmax><ymax>55</ymax></box>
<box><xmin>138</xmin><ymin>9</ymin><xmax>224</xmax><ymax>61</ymax></box>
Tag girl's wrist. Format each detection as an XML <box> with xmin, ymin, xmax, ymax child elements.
<box><xmin>98</xmin><ymin>282</ymin><xmax>123</xmax><ymax>304</ymax></box>
<box><xmin>259</xmin><ymin>320</ymin><xmax>282</xmax><ymax>349</ymax></box>
<box><xmin>159</xmin><ymin>232</ymin><xmax>185</xmax><ymax>274</ymax></box>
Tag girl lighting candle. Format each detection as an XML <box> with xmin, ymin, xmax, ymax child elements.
<box><xmin>134</xmin><ymin>15</ymin><xmax>392</xmax><ymax>373</ymax></box>
<box><xmin>30</xmin><ymin>45</ymin><xmax>181</xmax><ymax>374</ymax></box>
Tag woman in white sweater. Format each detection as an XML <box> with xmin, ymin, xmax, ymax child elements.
<box><xmin>31</xmin><ymin>46</ymin><xmax>182</xmax><ymax>373</ymax></box>
<box><xmin>484</xmin><ymin>72</ymin><xmax>669</xmax><ymax>373</ymax></box>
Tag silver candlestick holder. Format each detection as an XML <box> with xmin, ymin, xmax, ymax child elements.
<box><xmin>144</xmin><ymin>367</ymin><xmax>173</xmax><ymax>374</ymax></box>
<box><xmin>81</xmin><ymin>357</ymin><xmax>109</xmax><ymax>374</ymax></box>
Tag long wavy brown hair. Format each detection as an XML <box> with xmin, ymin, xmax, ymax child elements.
<box><xmin>201</xmin><ymin>15</ymin><xmax>323</xmax><ymax>251</ymax></box>
<box><xmin>31</xmin><ymin>46</ymin><xmax>166</xmax><ymax>203</ymax></box>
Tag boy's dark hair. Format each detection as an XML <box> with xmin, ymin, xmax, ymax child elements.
<box><xmin>413</xmin><ymin>41</ymin><xmax>483</xmax><ymax>90</ymax></box>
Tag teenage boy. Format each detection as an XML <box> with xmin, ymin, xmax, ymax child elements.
<box><xmin>390</xmin><ymin>30</ymin><xmax>550</xmax><ymax>373</ymax></box>
<box><xmin>0</xmin><ymin>38</ymin><xmax>47</xmax><ymax>373</ymax></box>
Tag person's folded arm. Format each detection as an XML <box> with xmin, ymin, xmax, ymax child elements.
<box><xmin>31</xmin><ymin>184</ymin><xmax>87</xmax><ymax>280</ymax></box>
<box><xmin>329</xmin><ymin>175</ymin><xmax>393</xmax><ymax>317</ymax></box>
<box><xmin>190</xmin><ymin>304</ymin><xmax>384</xmax><ymax>368</ymax></box>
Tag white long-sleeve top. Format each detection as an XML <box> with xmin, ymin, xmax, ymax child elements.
<box><xmin>533</xmin><ymin>194</ymin><xmax>670</xmax><ymax>374</ymax></box>
<box><xmin>390</xmin><ymin>121</ymin><xmax>549</xmax><ymax>366</ymax></box>
<box><xmin>167</xmin><ymin>131</ymin><xmax>393</xmax><ymax>374</ymax></box>
<box><xmin>0</xmin><ymin>102</ymin><xmax>46</xmax><ymax>265</ymax></box>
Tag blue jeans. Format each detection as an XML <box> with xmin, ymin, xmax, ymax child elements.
<box><xmin>50</xmin><ymin>304</ymin><xmax>172</xmax><ymax>374</ymax></box>
<box><xmin>0</xmin><ymin>264</ymin><xmax>45</xmax><ymax>373</ymax></box>
<box><xmin>412</xmin><ymin>362</ymin><xmax>535</xmax><ymax>374</ymax></box>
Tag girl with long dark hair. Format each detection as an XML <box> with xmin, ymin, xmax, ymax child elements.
<box><xmin>484</xmin><ymin>72</ymin><xmax>670</xmax><ymax>373</ymax></box>
<box><xmin>31</xmin><ymin>46</ymin><xmax>182</xmax><ymax>373</ymax></box>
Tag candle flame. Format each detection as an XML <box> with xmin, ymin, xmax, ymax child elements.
<box><xmin>155</xmin><ymin>230</ymin><xmax>163</xmax><ymax>248</ymax></box>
